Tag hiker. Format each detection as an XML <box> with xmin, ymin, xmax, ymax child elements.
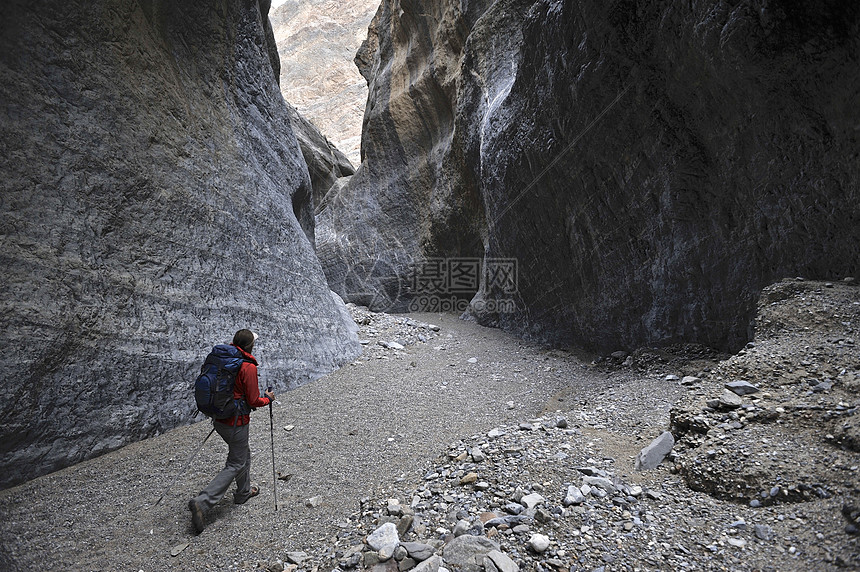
<box><xmin>188</xmin><ymin>329</ymin><xmax>275</xmax><ymax>534</ymax></box>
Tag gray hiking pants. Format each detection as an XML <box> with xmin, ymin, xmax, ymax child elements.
<box><xmin>193</xmin><ymin>421</ymin><xmax>251</xmax><ymax>509</ymax></box>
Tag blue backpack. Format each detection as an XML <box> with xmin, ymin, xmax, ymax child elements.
<box><xmin>194</xmin><ymin>344</ymin><xmax>251</xmax><ymax>419</ymax></box>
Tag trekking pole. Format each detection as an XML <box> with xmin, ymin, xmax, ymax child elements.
<box><xmin>153</xmin><ymin>423</ymin><xmax>216</xmax><ymax>507</ymax></box>
<box><xmin>268</xmin><ymin>387</ymin><xmax>278</xmax><ymax>512</ymax></box>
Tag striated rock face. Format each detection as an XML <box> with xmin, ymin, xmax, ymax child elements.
<box><xmin>0</xmin><ymin>0</ymin><xmax>361</xmax><ymax>489</ymax></box>
<box><xmin>285</xmin><ymin>103</ymin><xmax>355</xmax><ymax>212</ymax></box>
<box><xmin>271</xmin><ymin>0</ymin><xmax>379</xmax><ymax>165</ymax></box>
<box><xmin>316</xmin><ymin>0</ymin><xmax>489</xmax><ymax>313</ymax></box>
<box><xmin>317</xmin><ymin>0</ymin><xmax>860</xmax><ymax>352</ymax></box>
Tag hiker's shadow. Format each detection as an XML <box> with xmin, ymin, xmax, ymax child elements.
<box><xmin>189</xmin><ymin>494</ymin><xmax>250</xmax><ymax>534</ymax></box>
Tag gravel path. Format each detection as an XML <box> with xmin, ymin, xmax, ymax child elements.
<box><xmin>0</xmin><ymin>311</ymin><xmax>604</xmax><ymax>570</ymax></box>
<box><xmin>2</xmin><ymin>283</ymin><xmax>857</xmax><ymax>571</ymax></box>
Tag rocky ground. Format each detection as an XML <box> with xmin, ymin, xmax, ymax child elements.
<box><xmin>0</xmin><ymin>279</ymin><xmax>857</xmax><ymax>571</ymax></box>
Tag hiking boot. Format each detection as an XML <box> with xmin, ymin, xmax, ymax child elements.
<box><xmin>234</xmin><ymin>485</ymin><xmax>260</xmax><ymax>505</ymax></box>
<box><xmin>188</xmin><ymin>499</ymin><xmax>205</xmax><ymax>534</ymax></box>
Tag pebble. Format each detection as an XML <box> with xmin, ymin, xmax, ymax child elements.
<box><xmin>520</xmin><ymin>492</ymin><xmax>545</xmax><ymax>508</ymax></box>
<box><xmin>528</xmin><ymin>533</ymin><xmax>550</xmax><ymax>553</ymax></box>
<box><xmin>755</xmin><ymin>524</ymin><xmax>774</xmax><ymax>541</ymax></box>
<box><xmin>367</xmin><ymin>522</ymin><xmax>400</xmax><ymax>560</ymax></box>
<box><xmin>285</xmin><ymin>551</ymin><xmax>309</xmax><ymax>565</ymax></box>
<box><xmin>563</xmin><ymin>485</ymin><xmax>585</xmax><ymax>506</ymax></box>
<box><xmin>401</xmin><ymin>542</ymin><xmax>435</xmax><ymax>562</ymax></box>
<box><xmin>316</xmin><ymin>291</ymin><xmax>860</xmax><ymax>571</ymax></box>
<box><xmin>718</xmin><ymin>390</ymin><xmax>744</xmax><ymax>409</ymax></box>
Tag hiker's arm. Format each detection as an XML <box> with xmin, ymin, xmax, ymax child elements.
<box><xmin>240</xmin><ymin>363</ymin><xmax>271</xmax><ymax>408</ymax></box>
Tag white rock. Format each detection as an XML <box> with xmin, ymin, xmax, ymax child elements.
<box><xmin>719</xmin><ymin>389</ymin><xmax>744</xmax><ymax>409</ymax></box>
<box><xmin>367</xmin><ymin>522</ymin><xmax>400</xmax><ymax>561</ymax></box>
<box><xmin>286</xmin><ymin>551</ymin><xmax>309</xmax><ymax>565</ymax></box>
<box><xmin>453</xmin><ymin>519</ymin><xmax>471</xmax><ymax>537</ymax></box>
<box><xmin>582</xmin><ymin>476</ymin><xmax>616</xmax><ymax>493</ymax></box>
<box><xmin>520</xmin><ymin>492</ymin><xmax>545</xmax><ymax>508</ymax></box>
<box><xmin>529</xmin><ymin>533</ymin><xmax>550</xmax><ymax>553</ymax></box>
<box><xmin>563</xmin><ymin>485</ymin><xmax>585</xmax><ymax>506</ymax></box>
<box><xmin>387</xmin><ymin>499</ymin><xmax>403</xmax><ymax>516</ymax></box>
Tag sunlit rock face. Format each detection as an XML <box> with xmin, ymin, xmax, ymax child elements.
<box><xmin>272</xmin><ymin>0</ymin><xmax>380</xmax><ymax>166</ymax></box>
<box><xmin>0</xmin><ymin>0</ymin><xmax>361</xmax><ymax>489</ymax></box>
<box><xmin>317</xmin><ymin>0</ymin><xmax>859</xmax><ymax>351</ymax></box>
<box><xmin>285</xmin><ymin>102</ymin><xmax>355</xmax><ymax>212</ymax></box>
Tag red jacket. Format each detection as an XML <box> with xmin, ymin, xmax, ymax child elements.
<box><xmin>216</xmin><ymin>344</ymin><xmax>270</xmax><ymax>426</ymax></box>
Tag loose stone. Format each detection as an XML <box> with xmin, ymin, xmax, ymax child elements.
<box><xmin>634</xmin><ymin>432</ymin><xmax>675</xmax><ymax>471</ymax></box>
<box><xmin>521</xmin><ymin>492</ymin><xmax>546</xmax><ymax>508</ymax></box>
<box><xmin>367</xmin><ymin>522</ymin><xmax>400</xmax><ymax>561</ymax></box>
<box><xmin>725</xmin><ymin>380</ymin><xmax>760</xmax><ymax>396</ymax></box>
<box><xmin>529</xmin><ymin>533</ymin><xmax>551</xmax><ymax>553</ymax></box>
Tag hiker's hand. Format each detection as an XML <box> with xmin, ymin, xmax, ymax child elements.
<box><xmin>265</xmin><ymin>389</ymin><xmax>275</xmax><ymax>402</ymax></box>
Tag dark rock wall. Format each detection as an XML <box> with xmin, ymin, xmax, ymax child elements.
<box><xmin>285</xmin><ymin>103</ymin><xmax>355</xmax><ymax>214</ymax></box>
<box><xmin>0</xmin><ymin>0</ymin><xmax>361</xmax><ymax>489</ymax></box>
<box><xmin>318</xmin><ymin>0</ymin><xmax>859</xmax><ymax>351</ymax></box>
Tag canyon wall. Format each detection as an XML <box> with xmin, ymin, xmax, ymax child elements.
<box><xmin>272</xmin><ymin>0</ymin><xmax>380</xmax><ymax>165</ymax></box>
<box><xmin>317</xmin><ymin>0</ymin><xmax>860</xmax><ymax>352</ymax></box>
<box><xmin>0</xmin><ymin>0</ymin><xmax>361</xmax><ymax>489</ymax></box>
<box><xmin>286</xmin><ymin>103</ymin><xmax>355</xmax><ymax>211</ymax></box>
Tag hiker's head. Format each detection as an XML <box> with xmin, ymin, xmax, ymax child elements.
<box><xmin>233</xmin><ymin>329</ymin><xmax>258</xmax><ymax>353</ymax></box>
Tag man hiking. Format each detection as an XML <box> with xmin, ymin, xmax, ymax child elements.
<box><xmin>189</xmin><ymin>328</ymin><xmax>274</xmax><ymax>534</ymax></box>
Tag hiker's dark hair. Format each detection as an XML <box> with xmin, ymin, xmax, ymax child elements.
<box><xmin>232</xmin><ymin>329</ymin><xmax>256</xmax><ymax>352</ymax></box>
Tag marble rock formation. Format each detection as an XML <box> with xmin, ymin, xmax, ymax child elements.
<box><xmin>317</xmin><ymin>0</ymin><xmax>860</xmax><ymax>352</ymax></box>
<box><xmin>285</xmin><ymin>103</ymin><xmax>355</xmax><ymax>212</ymax></box>
<box><xmin>271</xmin><ymin>0</ymin><xmax>380</xmax><ymax>165</ymax></box>
<box><xmin>0</xmin><ymin>0</ymin><xmax>361</xmax><ymax>489</ymax></box>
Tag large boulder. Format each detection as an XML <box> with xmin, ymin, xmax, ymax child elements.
<box><xmin>0</xmin><ymin>0</ymin><xmax>361</xmax><ymax>489</ymax></box>
<box><xmin>316</xmin><ymin>0</ymin><xmax>860</xmax><ymax>351</ymax></box>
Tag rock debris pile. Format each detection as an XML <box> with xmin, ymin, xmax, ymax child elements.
<box><xmin>286</xmin><ymin>279</ymin><xmax>857</xmax><ymax>572</ymax></box>
<box><xmin>348</xmin><ymin>304</ymin><xmax>443</xmax><ymax>353</ymax></box>
<box><xmin>1</xmin><ymin>280</ymin><xmax>856</xmax><ymax>571</ymax></box>
<box><xmin>310</xmin><ymin>401</ymin><xmax>857</xmax><ymax>572</ymax></box>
